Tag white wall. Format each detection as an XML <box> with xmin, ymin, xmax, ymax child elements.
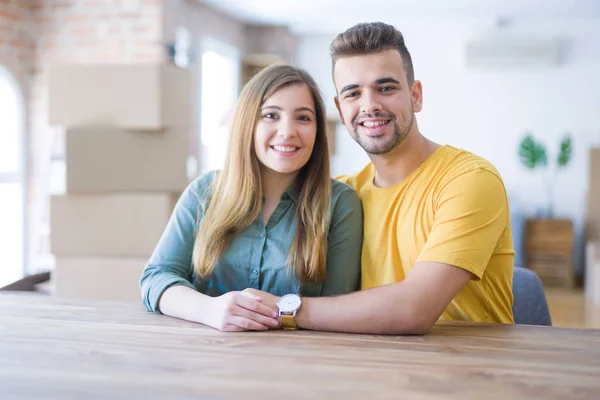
<box><xmin>297</xmin><ymin>17</ymin><xmax>600</xmax><ymax>273</ymax></box>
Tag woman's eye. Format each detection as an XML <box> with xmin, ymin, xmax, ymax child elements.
<box><xmin>263</xmin><ymin>113</ymin><xmax>278</xmax><ymax>119</ymax></box>
<box><xmin>297</xmin><ymin>115</ymin><xmax>311</xmax><ymax>122</ymax></box>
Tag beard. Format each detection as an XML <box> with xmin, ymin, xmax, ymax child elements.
<box><xmin>351</xmin><ymin>108</ymin><xmax>414</xmax><ymax>155</ymax></box>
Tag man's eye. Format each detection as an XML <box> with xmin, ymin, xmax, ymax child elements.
<box><xmin>345</xmin><ymin>92</ymin><xmax>358</xmax><ymax>98</ymax></box>
<box><xmin>380</xmin><ymin>86</ymin><xmax>395</xmax><ymax>92</ymax></box>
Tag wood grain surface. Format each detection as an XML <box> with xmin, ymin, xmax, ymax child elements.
<box><xmin>1</xmin><ymin>292</ymin><xmax>599</xmax><ymax>400</ymax></box>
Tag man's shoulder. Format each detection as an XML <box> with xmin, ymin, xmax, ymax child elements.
<box><xmin>433</xmin><ymin>146</ymin><xmax>503</xmax><ymax>182</ymax></box>
<box><xmin>429</xmin><ymin>147</ymin><xmax>509</xmax><ymax>209</ymax></box>
<box><xmin>335</xmin><ymin>163</ymin><xmax>374</xmax><ymax>191</ymax></box>
<box><xmin>330</xmin><ymin>177</ymin><xmax>357</xmax><ymax>196</ymax></box>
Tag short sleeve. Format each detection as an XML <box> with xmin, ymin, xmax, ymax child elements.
<box><xmin>416</xmin><ymin>168</ymin><xmax>509</xmax><ymax>280</ymax></box>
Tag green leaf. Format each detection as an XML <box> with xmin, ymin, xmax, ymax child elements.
<box><xmin>536</xmin><ymin>143</ymin><xmax>548</xmax><ymax>167</ymax></box>
<box><xmin>518</xmin><ymin>134</ymin><xmax>547</xmax><ymax>169</ymax></box>
<box><xmin>557</xmin><ymin>135</ymin><xmax>572</xmax><ymax>167</ymax></box>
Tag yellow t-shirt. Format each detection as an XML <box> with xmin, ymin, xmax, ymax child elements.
<box><xmin>337</xmin><ymin>145</ymin><xmax>515</xmax><ymax>324</ymax></box>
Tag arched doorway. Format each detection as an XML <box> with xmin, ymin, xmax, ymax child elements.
<box><xmin>0</xmin><ymin>64</ymin><xmax>25</xmax><ymax>287</ymax></box>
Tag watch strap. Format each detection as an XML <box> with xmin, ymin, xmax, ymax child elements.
<box><xmin>280</xmin><ymin>314</ymin><xmax>298</xmax><ymax>331</ymax></box>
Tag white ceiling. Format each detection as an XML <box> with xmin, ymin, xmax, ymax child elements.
<box><xmin>199</xmin><ymin>0</ymin><xmax>600</xmax><ymax>34</ymax></box>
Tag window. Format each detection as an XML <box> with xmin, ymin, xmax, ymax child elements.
<box><xmin>199</xmin><ymin>38</ymin><xmax>239</xmax><ymax>173</ymax></box>
<box><xmin>0</xmin><ymin>65</ymin><xmax>25</xmax><ymax>287</ymax></box>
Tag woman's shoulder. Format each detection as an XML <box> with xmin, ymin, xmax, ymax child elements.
<box><xmin>330</xmin><ymin>177</ymin><xmax>358</xmax><ymax>198</ymax></box>
<box><xmin>328</xmin><ymin>178</ymin><xmax>363</xmax><ymax>231</ymax></box>
<box><xmin>330</xmin><ymin>178</ymin><xmax>361</xmax><ymax>209</ymax></box>
<box><xmin>185</xmin><ymin>170</ymin><xmax>220</xmax><ymax>202</ymax></box>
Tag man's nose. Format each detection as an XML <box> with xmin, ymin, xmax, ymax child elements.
<box><xmin>360</xmin><ymin>91</ymin><xmax>382</xmax><ymax>115</ymax></box>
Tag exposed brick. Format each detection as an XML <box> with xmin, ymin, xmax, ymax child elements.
<box><xmin>4</xmin><ymin>0</ymin><xmax>294</xmax><ymax>274</ymax></box>
<box><xmin>0</xmin><ymin>9</ymin><xmax>18</xmax><ymax>19</ymax></box>
<box><xmin>84</xmin><ymin>0</ymin><xmax>109</xmax><ymax>6</ymax></box>
<box><xmin>47</xmin><ymin>0</ymin><xmax>77</xmax><ymax>8</ymax></box>
<box><xmin>9</xmin><ymin>39</ymin><xmax>25</xmax><ymax>47</ymax></box>
<box><xmin>63</xmin><ymin>13</ymin><xmax>89</xmax><ymax>22</ymax></box>
<box><xmin>69</xmin><ymin>26</ymin><xmax>97</xmax><ymax>36</ymax></box>
<box><xmin>28</xmin><ymin>2</ymin><xmax>45</xmax><ymax>11</ymax></box>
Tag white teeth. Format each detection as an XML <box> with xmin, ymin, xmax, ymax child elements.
<box><xmin>273</xmin><ymin>145</ymin><xmax>297</xmax><ymax>153</ymax></box>
<box><xmin>363</xmin><ymin>120</ymin><xmax>389</xmax><ymax>127</ymax></box>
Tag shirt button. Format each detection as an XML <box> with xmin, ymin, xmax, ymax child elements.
<box><xmin>260</xmin><ymin>232</ymin><xmax>266</xmax><ymax>239</ymax></box>
<box><xmin>252</xmin><ymin>269</ymin><xmax>259</xmax><ymax>276</ymax></box>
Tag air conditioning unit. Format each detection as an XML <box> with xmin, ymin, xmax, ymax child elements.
<box><xmin>465</xmin><ymin>36</ymin><xmax>562</xmax><ymax>69</ymax></box>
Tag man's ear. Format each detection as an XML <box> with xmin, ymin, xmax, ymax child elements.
<box><xmin>411</xmin><ymin>80</ymin><xmax>423</xmax><ymax>113</ymax></box>
<box><xmin>334</xmin><ymin>96</ymin><xmax>345</xmax><ymax>125</ymax></box>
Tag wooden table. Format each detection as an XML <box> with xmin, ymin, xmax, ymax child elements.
<box><xmin>1</xmin><ymin>293</ymin><xmax>599</xmax><ymax>400</ymax></box>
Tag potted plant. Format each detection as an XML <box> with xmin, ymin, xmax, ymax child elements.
<box><xmin>518</xmin><ymin>133</ymin><xmax>573</xmax><ymax>218</ymax></box>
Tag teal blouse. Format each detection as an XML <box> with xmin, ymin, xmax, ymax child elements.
<box><xmin>140</xmin><ymin>171</ymin><xmax>363</xmax><ymax>313</ymax></box>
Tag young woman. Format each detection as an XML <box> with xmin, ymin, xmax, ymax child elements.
<box><xmin>140</xmin><ymin>64</ymin><xmax>362</xmax><ymax>332</ymax></box>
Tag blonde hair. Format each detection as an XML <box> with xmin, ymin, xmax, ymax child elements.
<box><xmin>193</xmin><ymin>64</ymin><xmax>331</xmax><ymax>284</ymax></box>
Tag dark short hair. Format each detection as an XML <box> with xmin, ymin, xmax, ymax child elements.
<box><xmin>330</xmin><ymin>22</ymin><xmax>414</xmax><ymax>85</ymax></box>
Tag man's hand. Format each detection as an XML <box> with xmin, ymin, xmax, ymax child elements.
<box><xmin>242</xmin><ymin>289</ymin><xmax>282</xmax><ymax>329</ymax></box>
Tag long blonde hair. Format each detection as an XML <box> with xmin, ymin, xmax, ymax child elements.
<box><xmin>193</xmin><ymin>64</ymin><xmax>331</xmax><ymax>284</ymax></box>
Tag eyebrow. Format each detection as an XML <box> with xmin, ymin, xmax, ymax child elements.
<box><xmin>339</xmin><ymin>77</ymin><xmax>401</xmax><ymax>95</ymax></box>
<box><xmin>375</xmin><ymin>77</ymin><xmax>401</xmax><ymax>85</ymax></box>
<box><xmin>339</xmin><ymin>84</ymin><xmax>359</xmax><ymax>95</ymax></box>
<box><xmin>261</xmin><ymin>105</ymin><xmax>315</xmax><ymax>115</ymax></box>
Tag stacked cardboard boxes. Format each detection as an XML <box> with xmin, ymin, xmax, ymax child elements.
<box><xmin>48</xmin><ymin>63</ymin><xmax>190</xmax><ymax>301</ymax></box>
<box><xmin>586</xmin><ymin>147</ymin><xmax>600</xmax><ymax>305</ymax></box>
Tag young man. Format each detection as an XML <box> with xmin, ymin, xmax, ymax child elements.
<box><xmin>246</xmin><ymin>22</ymin><xmax>515</xmax><ymax>334</ymax></box>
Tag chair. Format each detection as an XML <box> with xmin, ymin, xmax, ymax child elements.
<box><xmin>512</xmin><ymin>266</ymin><xmax>552</xmax><ymax>326</ymax></box>
<box><xmin>0</xmin><ymin>272</ymin><xmax>50</xmax><ymax>292</ymax></box>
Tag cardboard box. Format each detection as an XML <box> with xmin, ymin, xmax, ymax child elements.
<box><xmin>65</xmin><ymin>127</ymin><xmax>189</xmax><ymax>192</ymax></box>
<box><xmin>48</xmin><ymin>63</ymin><xmax>190</xmax><ymax>129</ymax></box>
<box><xmin>50</xmin><ymin>193</ymin><xmax>177</xmax><ymax>257</ymax></box>
<box><xmin>54</xmin><ymin>257</ymin><xmax>147</xmax><ymax>301</ymax></box>
<box><xmin>585</xmin><ymin>242</ymin><xmax>600</xmax><ymax>307</ymax></box>
<box><xmin>587</xmin><ymin>148</ymin><xmax>600</xmax><ymax>241</ymax></box>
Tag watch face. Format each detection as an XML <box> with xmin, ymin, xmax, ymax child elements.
<box><xmin>277</xmin><ymin>294</ymin><xmax>301</xmax><ymax>312</ymax></box>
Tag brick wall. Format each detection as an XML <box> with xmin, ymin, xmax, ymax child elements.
<box><xmin>0</xmin><ymin>0</ymin><xmax>298</xmax><ymax>274</ymax></box>
<box><xmin>0</xmin><ymin>0</ymin><xmax>35</xmax><ymax>151</ymax></box>
<box><xmin>0</xmin><ymin>0</ymin><xmax>34</xmax><ymax>89</ymax></box>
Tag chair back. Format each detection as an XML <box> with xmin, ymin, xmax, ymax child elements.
<box><xmin>512</xmin><ymin>266</ymin><xmax>552</xmax><ymax>326</ymax></box>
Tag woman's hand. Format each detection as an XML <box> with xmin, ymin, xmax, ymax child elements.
<box><xmin>207</xmin><ymin>291</ymin><xmax>280</xmax><ymax>332</ymax></box>
<box><xmin>242</xmin><ymin>288</ymin><xmax>280</xmax><ymax>310</ymax></box>
<box><xmin>242</xmin><ymin>289</ymin><xmax>282</xmax><ymax>329</ymax></box>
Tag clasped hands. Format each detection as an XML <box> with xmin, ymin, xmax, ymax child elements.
<box><xmin>207</xmin><ymin>288</ymin><xmax>281</xmax><ymax>332</ymax></box>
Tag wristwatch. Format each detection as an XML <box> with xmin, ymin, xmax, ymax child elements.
<box><xmin>277</xmin><ymin>294</ymin><xmax>302</xmax><ymax>331</ymax></box>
